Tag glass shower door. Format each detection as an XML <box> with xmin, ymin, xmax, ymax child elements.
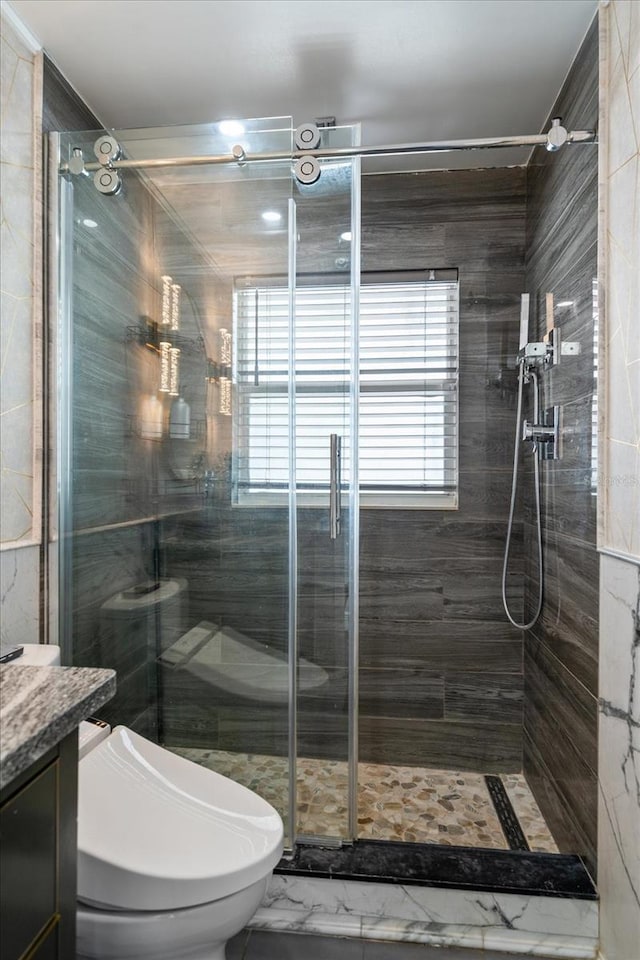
<box><xmin>54</xmin><ymin>117</ymin><xmax>360</xmax><ymax>850</ymax></box>
<box><xmin>55</xmin><ymin>119</ymin><xmax>298</xmax><ymax>842</ymax></box>
<box><xmin>292</xmin><ymin>132</ymin><xmax>361</xmax><ymax>844</ymax></box>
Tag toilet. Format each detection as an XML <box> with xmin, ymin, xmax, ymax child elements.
<box><xmin>18</xmin><ymin>645</ymin><xmax>284</xmax><ymax>960</ymax></box>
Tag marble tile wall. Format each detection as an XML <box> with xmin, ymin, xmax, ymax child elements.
<box><xmin>0</xmin><ymin>10</ymin><xmax>42</xmax><ymax>647</ymax></box>
<box><xmin>597</xmin><ymin>2</ymin><xmax>640</xmax><ymax>959</ymax></box>
<box><xmin>598</xmin><ymin>553</ymin><xmax>639</xmax><ymax>960</ymax></box>
<box><xmin>522</xmin><ymin>18</ymin><xmax>600</xmax><ymax>876</ymax></box>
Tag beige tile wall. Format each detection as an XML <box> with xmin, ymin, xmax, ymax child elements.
<box><xmin>600</xmin><ymin>0</ymin><xmax>640</xmax><ymax>559</ymax></box>
<box><xmin>598</xmin><ymin>3</ymin><xmax>640</xmax><ymax>959</ymax></box>
<box><xmin>0</xmin><ymin>8</ymin><xmax>42</xmax><ymax>645</ymax></box>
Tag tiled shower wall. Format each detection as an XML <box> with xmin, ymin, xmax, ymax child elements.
<box><xmin>42</xmin><ymin>58</ymin><xmax>222</xmax><ymax>734</ymax></box>
<box><xmin>163</xmin><ymin>167</ymin><xmax>528</xmax><ymax>772</ymax></box>
<box><xmin>357</xmin><ymin>169</ymin><xmax>526</xmax><ymax>770</ymax></box>
<box><xmin>43</xmin><ymin>60</ymin><xmax>158</xmax><ymax>729</ymax></box>
<box><xmin>522</xmin><ymin>20</ymin><xmax>599</xmax><ymax>876</ymax></box>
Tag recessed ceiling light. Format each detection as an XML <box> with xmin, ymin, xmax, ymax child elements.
<box><xmin>218</xmin><ymin>120</ymin><xmax>245</xmax><ymax>137</ymax></box>
<box><xmin>82</xmin><ymin>218</ymin><xmax>98</xmax><ymax>228</ymax></box>
<box><xmin>556</xmin><ymin>300</ymin><xmax>574</xmax><ymax>307</ymax></box>
<box><xmin>262</xmin><ymin>210</ymin><xmax>282</xmax><ymax>223</ymax></box>
<box><xmin>340</xmin><ymin>231</ymin><xmax>352</xmax><ymax>241</ymax></box>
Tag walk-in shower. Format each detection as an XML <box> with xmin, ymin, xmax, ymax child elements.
<box><xmin>52</xmin><ymin>94</ymin><xmax>599</xmax><ymax>889</ymax></box>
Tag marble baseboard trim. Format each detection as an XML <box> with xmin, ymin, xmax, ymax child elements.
<box><xmin>597</xmin><ymin>546</ymin><xmax>640</xmax><ymax>567</ymax></box>
<box><xmin>250</xmin><ymin>910</ymin><xmax>597</xmax><ymax>958</ymax></box>
<box><xmin>252</xmin><ymin>875</ymin><xmax>598</xmax><ymax>958</ymax></box>
<box><xmin>0</xmin><ymin>537</ymin><xmax>42</xmax><ymax>552</ymax></box>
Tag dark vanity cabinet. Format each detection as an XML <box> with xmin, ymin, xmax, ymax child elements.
<box><xmin>0</xmin><ymin>732</ymin><xmax>78</xmax><ymax>960</ymax></box>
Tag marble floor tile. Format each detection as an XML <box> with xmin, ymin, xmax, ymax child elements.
<box><xmin>170</xmin><ymin>746</ymin><xmax>557</xmax><ymax>852</ymax></box>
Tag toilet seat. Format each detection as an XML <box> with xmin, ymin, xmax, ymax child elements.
<box><xmin>77</xmin><ymin>726</ymin><xmax>283</xmax><ymax>911</ymax></box>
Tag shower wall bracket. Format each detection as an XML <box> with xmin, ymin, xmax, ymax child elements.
<box><xmin>517</xmin><ymin>340</ymin><xmax>554</xmax><ymax>369</ymax></box>
<box><xmin>517</xmin><ymin>326</ymin><xmax>581</xmax><ymax>374</ymax></box>
<box><xmin>552</xmin><ymin>325</ymin><xmax>582</xmax><ymax>361</ymax></box>
<box><xmin>522</xmin><ymin>405</ymin><xmax>562</xmax><ymax>460</ymax></box>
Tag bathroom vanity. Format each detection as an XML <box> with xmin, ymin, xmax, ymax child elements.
<box><xmin>0</xmin><ymin>662</ymin><xmax>115</xmax><ymax>960</ymax></box>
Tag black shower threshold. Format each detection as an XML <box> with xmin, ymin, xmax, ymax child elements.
<box><xmin>275</xmin><ymin>839</ymin><xmax>597</xmax><ymax>900</ymax></box>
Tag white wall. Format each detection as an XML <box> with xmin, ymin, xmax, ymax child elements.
<box><xmin>597</xmin><ymin>2</ymin><xmax>640</xmax><ymax>958</ymax></box>
<box><xmin>0</xmin><ymin>5</ymin><xmax>43</xmax><ymax>646</ymax></box>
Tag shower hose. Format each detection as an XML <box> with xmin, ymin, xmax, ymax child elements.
<box><xmin>501</xmin><ymin>364</ymin><xmax>544</xmax><ymax>630</ymax></box>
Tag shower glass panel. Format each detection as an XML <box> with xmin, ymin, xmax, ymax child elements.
<box><xmin>292</xmin><ymin>131</ymin><xmax>360</xmax><ymax>843</ymax></box>
<box><xmin>55</xmin><ymin>118</ymin><xmax>308</xmax><ymax>845</ymax></box>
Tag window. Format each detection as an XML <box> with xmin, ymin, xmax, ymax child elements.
<box><xmin>233</xmin><ymin>273</ymin><xmax>459</xmax><ymax>508</ymax></box>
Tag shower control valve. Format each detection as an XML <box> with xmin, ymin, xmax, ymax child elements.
<box><xmin>522</xmin><ymin>421</ymin><xmax>555</xmax><ymax>444</ymax></box>
<box><xmin>522</xmin><ymin>405</ymin><xmax>562</xmax><ymax>460</ymax></box>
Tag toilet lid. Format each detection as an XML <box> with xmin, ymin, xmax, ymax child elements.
<box><xmin>77</xmin><ymin>726</ymin><xmax>284</xmax><ymax>911</ymax></box>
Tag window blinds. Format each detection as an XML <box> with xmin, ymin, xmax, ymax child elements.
<box><xmin>234</xmin><ymin>278</ymin><xmax>459</xmax><ymax>506</ymax></box>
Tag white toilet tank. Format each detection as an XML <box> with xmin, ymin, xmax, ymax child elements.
<box><xmin>17</xmin><ymin>644</ymin><xmax>111</xmax><ymax>758</ymax></box>
<box><xmin>12</xmin><ymin>642</ymin><xmax>61</xmax><ymax>667</ymax></box>
<box><xmin>99</xmin><ymin>578</ymin><xmax>187</xmax><ymax>667</ymax></box>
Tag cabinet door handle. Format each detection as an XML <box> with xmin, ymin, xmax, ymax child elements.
<box><xmin>329</xmin><ymin>434</ymin><xmax>341</xmax><ymax>540</ymax></box>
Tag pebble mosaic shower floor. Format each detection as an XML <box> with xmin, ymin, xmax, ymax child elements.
<box><xmin>171</xmin><ymin>747</ymin><xmax>558</xmax><ymax>853</ymax></box>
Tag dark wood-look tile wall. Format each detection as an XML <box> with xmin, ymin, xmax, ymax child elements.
<box><xmin>355</xmin><ymin>168</ymin><xmax>526</xmax><ymax>769</ymax></box>
<box><xmin>44</xmin><ymin>57</ymin><xmax>217</xmax><ymax>731</ymax></box>
<box><xmin>42</xmin><ymin>57</ymin><xmax>101</xmax><ymax>134</ymax></box>
<box><xmin>163</xmin><ymin>168</ymin><xmax>528</xmax><ymax>770</ymax></box>
<box><xmin>44</xmin><ymin>58</ymin><xmax>155</xmax><ymax>728</ymax></box>
<box><xmin>522</xmin><ymin>18</ymin><xmax>599</xmax><ymax>876</ymax></box>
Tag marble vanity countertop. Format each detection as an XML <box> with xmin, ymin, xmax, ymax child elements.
<box><xmin>0</xmin><ymin>663</ymin><xmax>116</xmax><ymax>791</ymax></box>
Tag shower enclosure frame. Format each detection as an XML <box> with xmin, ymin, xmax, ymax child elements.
<box><xmin>51</xmin><ymin>115</ymin><xmax>596</xmax><ymax>853</ymax></box>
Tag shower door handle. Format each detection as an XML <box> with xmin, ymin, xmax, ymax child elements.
<box><xmin>329</xmin><ymin>434</ymin><xmax>341</xmax><ymax>540</ymax></box>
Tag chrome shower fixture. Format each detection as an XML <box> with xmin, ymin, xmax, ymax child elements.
<box><xmin>294</xmin><ymin>155</ymin><xmax>321</xmax><ymax>184</ymax></box>
<box><xmin>294</xmin><ymin>122</ymin><xmax>321</xmax><ymax>150</ymax></box>
<box><xmin>522</xmin><ymin>405</ymin><xmax>562</xmax><ymax>461</ymax></box>
<box><xmin>517</xmin><ymin>327</ymin><xmax>581</xmax><ymax>375</ymax></box>
<box><xmin>545</xmin><ymin>117</ymin><xmax>568</xmax><ymax>152</ymax></box>
<box><xmin>93</xmin><ymin>168</ymin><xmax>122</xmax><ymax>195</ymax></box>
<box><xmin>516</xmin><ymin>339</ymin><xmax>555</xmax><ymax>371</ymax></box>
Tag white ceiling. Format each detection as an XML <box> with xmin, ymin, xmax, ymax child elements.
<box><xmin>8</xmin><ymin>0</ymin><xmax>597</xmax><ymax>171</ymax></box>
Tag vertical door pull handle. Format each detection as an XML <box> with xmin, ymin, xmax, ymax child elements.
<box><xmin>329</xmin><ymin>434</ymin><xmax>341</xmax><ymax>540</ymax></box>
